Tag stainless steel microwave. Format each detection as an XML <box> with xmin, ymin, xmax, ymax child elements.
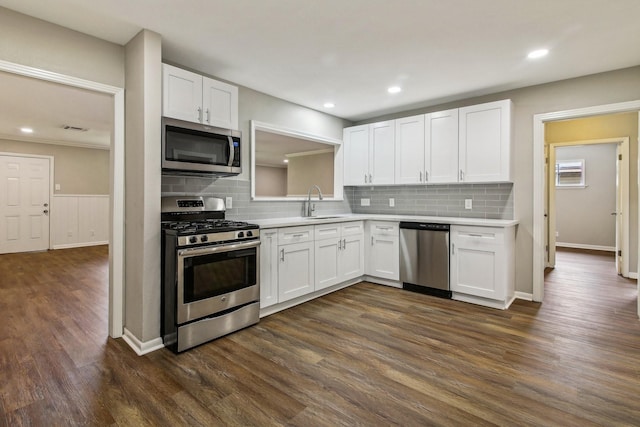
<box><xmin>161</xmin><ymin>117</ymin><xmax>241</xmax><ymax>176</ymax></box>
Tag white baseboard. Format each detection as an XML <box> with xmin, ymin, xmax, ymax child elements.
<box><xmin>556</xmin><ymin>242</ymin><xmax>615</xmax><ymax>252</ymax></box>
<box><xmin>122</xmin><ymin>328</ymin><xmax>164</xmax><ymax>356</ymax></box>
<box><xmin>628</xmin><ymin>272</ymin><xmax>638</xmax><ymax>279</ymax></box>
<box><xmin>515</xmin><ymin>291</ymin><xmax>533</xmax><ymax>301</ymax></box>
<box><xmin>53</xmin><ymin>241</ymin><xmax>108</xmax><ymax>250</ymax></box>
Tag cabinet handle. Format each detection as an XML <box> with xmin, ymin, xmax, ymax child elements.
<box><xmin>459</xmin><ymin>169</ymin><xmax>464</xmax><ymax>181</ymax></box>
<box><xmin>451</xmin><ymin>243</ymin><xmax>455</xmax><ymax>255</ymax></box>
<box><xmin>197</xmin><ymin>107</ymin><xmax>203</xmax><ymax>122</ymax></box>
<box><xmin>292</xmin><ymin>233</ymin><xmax>304</xmax><ymax>237</ymax></box>
<box><xmin>369</xmin><ymin>174</ymin><xmax>372</xmax><ymax>183</ymax></box>
<box><xmin>338</xmin><ymin>239</ymin><xmax>342</xmax><ymax>250</ymax></box>
<box><xmin>371</xmin><ymin>236</ymin><xmax>374</xmax><ymax>246</ymax></box>
<box><xmin>343</xmin><ymin>238</ymin><xmax>346</xmax><ymax>249</ymax></box>
<box><xmin>419</xmin><ymin>171</ymin><xmax>423</xmax><ymax>182</ymax></box>
<box><xmin>425</xmin><ymin>170</ymin><xmax>429</xmax><ymax>182</ymax></box>
<box><xmin>205</xmin><ymin>108</ymin><xmax>210</xmax><ymax>123</ymax></box>
<box><xmin>364</xmin><ymin>173</ymin><xmax>368</xmax><ymax>183</ymax></box>
<box><xmin>280</xmin><ymin>248</ymin><xmax>285</xmax><ymax>262</ymax></box>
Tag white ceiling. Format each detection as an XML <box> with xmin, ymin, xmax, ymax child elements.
<box><xmin>0</xmin><ymin>0</ymin><xmax>639</xmax><ymax>147</ymax></box>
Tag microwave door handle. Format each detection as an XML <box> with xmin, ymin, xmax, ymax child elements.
<box><xmin>227</xmin><ymin>136</ymin><xmax>235</xmax><ymax>167</ymax></box>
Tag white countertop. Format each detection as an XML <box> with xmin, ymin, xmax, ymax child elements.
<box><xmin>252</xmin><ymin>214</ymin><xmax>519</xmax><ymax>229</ymax></box>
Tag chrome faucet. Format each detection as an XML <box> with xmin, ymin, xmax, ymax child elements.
<box><xmin>305</xmin><ymin>185</ymin><xmax>323</xmax><ymax>217</ymax></box>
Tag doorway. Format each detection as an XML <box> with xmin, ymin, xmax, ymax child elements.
<box><xmin>0</xmin><ymin>154</ymin><xmax>52</xmax><ymax>253</ymax></box>
<box><xmin>546</xmin><ymin>138</ymin><xmax>629</xmax><ymax>276</ymax></box>
<box><xmin>533</xmin><ymin>101</ymin><xmax>640</xmax><ymax>318</ymax></box>
<box><xmin>0</xmin><ymin>60</ymin><xmax>125</xmax><ymax>338</ymax></box>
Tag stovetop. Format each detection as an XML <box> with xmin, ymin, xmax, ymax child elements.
<box><xmin>163</xmin><ymin>219</ymin><xmax>257</xmax><ymax>235</ymax></box>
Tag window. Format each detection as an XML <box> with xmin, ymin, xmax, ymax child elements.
<box><xmin>555</xmin><ymin>159</ymin><xmax>585</xmax><ymax>187</ymax></box>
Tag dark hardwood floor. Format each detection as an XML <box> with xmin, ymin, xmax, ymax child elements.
<box><xmin>1</xmin><ymin>246</ymin><xmax>639</xmax><ymax>426</ymax></box>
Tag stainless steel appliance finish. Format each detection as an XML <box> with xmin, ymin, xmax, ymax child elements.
<box><xmin>162</xmin><ymin>117</ymin><xmax>241</xmax><ymax>176</ymax></box>
<box><xmin>161</xmin><ymin>196</ymin><xmax>260</xmax><ymax>353</ymax></box>
<box><xmin>399</xmin><ymin>222</ymin><xmax>451</xmax><ymax>298</ymax></box>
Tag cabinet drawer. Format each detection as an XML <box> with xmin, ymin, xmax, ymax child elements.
<box><xmin>341</xmin><ymin>221</ymin><xmax>364</xmax><ymax>237</ymax></box>
<box><xmin>451</xmin><ymin>226</ymin><xmax>504</xmax><ymax>249</ymax></box>
<box><xmin>314</xmin><ymin>223</ymin><xmax>341</xmax><ymax>240</ymax></box>
<box><xmin>278</xmin><ymin>226</ymin><xmax>313</xmax><ymax>244</ymax></box>
<box><xmin>368</xmin><ymin>221</ymin><xmax>399</xmax><ymax>236</ymax></box>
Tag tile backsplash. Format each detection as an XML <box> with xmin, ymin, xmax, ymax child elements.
<box><xmin>162</xmin><ymin>175</ymin><xmax>514</xmax><ymax>220</ymax></box>
<box><xmin>346</xmin><ymin>183</ymin><xmax>514</xmax><ymax>219</ymax></box>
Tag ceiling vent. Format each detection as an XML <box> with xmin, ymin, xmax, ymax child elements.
<box><xmin>62</xmin><ymin>125</ymin><xmax>89</xmax><ymax>132</ymax></box>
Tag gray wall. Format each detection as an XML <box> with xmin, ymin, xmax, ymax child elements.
<box><xmin>124</xmin><ymin>30</ymin><xmax>162</xmax><ymax>343</ymax></box>
<box><xmin>0</xmin><ymin>7</ymin><xmax>124</xmax><ymax>87</ymax></box>
<box><xmin>0</xmin><ymin>139</ymin><xmax>110</xmax><ymax>194</ymax></box>
<box><xmin>555</xmin><ymin>144</ymin><xmax>616</xmax><ymax>249</ymax></box>
<box><xmin>356</xmin><ymin>65</ymin><xmax>640</xmax><ymax>293</ymax></box>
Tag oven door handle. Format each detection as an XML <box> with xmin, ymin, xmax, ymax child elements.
<box><xmin>178</xmin><ymin>239</ymin><xmax>260</xmax><ymax>258</ymax></box>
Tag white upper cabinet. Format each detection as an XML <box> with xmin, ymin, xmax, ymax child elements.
<box><xmin>395</xmin><ymin>115</ymin><xmax>425</xmax><ymax>184</ymax></box>
<box><xmin>343</xmin><ymin>125</ymin><xmax>370</xmax><ymax>185</ymax></box>
<box><xmin>426</xmin><ymin>109</ymin><xmax>459</xmax><ymax>183</ymax></box>
<box><xmin>459</xmin><ymin>99</ymin><xmax>512</xmax><ymax>182</ymax></box>
<box><xmin>162</xmin><ymin>63</ymin><xmax>239</xmax><ymax>130</ymax></box>
<box><xmin>344</xmin><ymin>121</ymin><xmax>395</xmax><ymax>186</ymax></box>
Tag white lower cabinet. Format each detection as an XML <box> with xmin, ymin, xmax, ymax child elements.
<box><xmin>365</xmin><ymin>221</ymin><xmax>400</xmax><ymax>281</ymax></box>
<box><xmin>259</xmin><ymin>229</ymin><xmax>278</xmax><ymax>309</ymax></box>
<box><xmin>277</xmin><ymin>226</ymin><xmax>315</xmax><ymax>303</ymax></box>
<box><xmin>314</xmin><ymin>222</ymin><xmax>364</xmax><ymax>291</ymax></box>
<box><xmin>450</xmin><ymin>225</ymin><xmax>516</xmax><ymax>308</ymax></box>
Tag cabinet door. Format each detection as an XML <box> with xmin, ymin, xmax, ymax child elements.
<box><xmin>314</xmin><ymin>238</ymin><xmax>341</xmax><ymax>291</ymax></box>
<box><xmin>367</xmin><ymin>234</ymin><xmax>399</xmax><ymax>280</ymax></box>
<box><xmin>459</xmin><ymin>100</ymin><xmax>512</xmax><ymax>182</ymax></box>
<box><xmin>426</xmin><ymin>109</ymin><xmax>459</xmax><ymax>183</ymax></box>
<box><xmin>162</xmin><ymin>64</ymin><xmax>203</xmax><ymax>123</ymax></box>
<box><xmin>450</xmin><ymin>226</ymin><xmax>505</xmax><ymax>300</ymax></box>
<box><xmin>343</xmin><ymin>125</ymin><xmax>370</xmax><ymax>185</ymax></box>
<box><xmin>202</xmin><ymin>77</ymin><xmax>239</xmax><ymax>130</ymax></box>
<box><xmin>395</xmin><ymin>115</ymin><xmax>425</xmax><ymax>184</ymax></box>
<box><xmin>369</xmin><ymin>121</ymin><xmax>395</xmax><ymax>185</ymax></box>
<box><xmin>340</xmin><ymin>234</ymin><xmax>365</xmax><ymax>281</ymax></box>
<box><xmin>278</xmin><ymin>241</ymin><xmax>315</xmax><ymax>302</ymax></box>
<box><xmin>259</xmin><ymin>230</ymin><xmax>279</xmax><ymax>308</ymax></box>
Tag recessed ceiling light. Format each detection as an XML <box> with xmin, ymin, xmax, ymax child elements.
<box><xmin>323</xmin><ymin>102</ymin><xmax>335</xmax><ymax>109</ymax></box>
<box><xmin>283</xmin><ymin>159</ymin><xmax>289</xmax><ymax>163</ymax></box>
<box><xmin>527</xmin><ymin>49</ymin><xmax>549</xmax><ymax>59</ymax></box>
<box><xmin>20</xmin><ymin>127</ymin><xmax>34</xmax><ymax>134</ymax></box>
<box><xmin>388</xmin><ymin>86</ymin><xmax>402</xmax><ymax>94</ymax></box>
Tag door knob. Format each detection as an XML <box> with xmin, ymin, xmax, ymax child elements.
<box><xmin>43</xmin><ymin>209</ymin><xmax>49</xmax><ymax>214</ymax></box>
<box><xmin>611</xmin><ymin>212</ymin><xmax>618</xmax><ymax>216</ymax></box>
<box><xmin>44</xmin><ymin>203</ymin><xmax>49</xmax><ymax>207</ymax></box>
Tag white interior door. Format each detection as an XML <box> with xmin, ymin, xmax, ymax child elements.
<box><xmin>615</xmin><ymin>143</ymin><xmax>623</xmax><ymax>274</ymax></box>
<box><xmin>0</xmin><ymin>155</ymin><xmax>50</xmax><ymax>254</ymax></box>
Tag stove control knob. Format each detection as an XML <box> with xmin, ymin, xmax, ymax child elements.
<box><xmin>246</xmin><ymin>230</ymin><xmax>253</xmax><ymax>237</ymax></box>
<box><xmin>200</xmin><ymin>235</ymin><xmax>208</xmax><ymax>243</ymax></box>
<box><xmin>189</xmin><ymin>236</ymin><xmax>197</xmax><ymax>244</ymax></box>
<box><xmin>238</xmin><ymin>231</ymin><xmax>245</xmax><ymax>238</ymax></box>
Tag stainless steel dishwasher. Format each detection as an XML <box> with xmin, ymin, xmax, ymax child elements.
<box><xmin>399</xmin><ymin>222</ymin><xmax>451</xmax><ymax>298</ymax></box>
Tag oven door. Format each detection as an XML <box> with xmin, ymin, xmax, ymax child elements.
<box><xmin>176</xmin><ymin>239</ymin><xmax>259</xmax><ymax>324</ymax></box>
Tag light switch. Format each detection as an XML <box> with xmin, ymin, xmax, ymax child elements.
<box><xmin>389</xmin><ymin>198</ymin><xmax>395</xmax><ymax>207</ymax></box>
<box><xmin>225</xmin><ymin>197</ymin><xmax>233</xmax><ymax>209</ymax></box>
<box><xmin>55</xmin><ymin>183</ymin><xmax>61</xmax><ymax>191</ymax></box>
<box><xmin>361</xmin><ymin>198</ymin><xmax>370</xmax><ymax>206</ymax></box>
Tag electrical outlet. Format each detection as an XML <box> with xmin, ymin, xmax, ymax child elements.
<box><xmin>55</xmin><ymin>183</ymin><xmax>61</xmax><ymax>191</ymax></box>
<box><xmin>556</xmin><ymin>231</ymin><xmax>559</xmax><ymax>237</ymax></box>
<box><xmin>225</xmin><ymin>196</ymin><xmax>232</xmax><ymax>209</ymax></box>
<box><xmin>389</xmin><ymin>198</ymin><xmax>395</xmax><ymax>207</ymax></box>
<box><xmin>465</xmin><ymin>199</ymin><xmax>473</xmax><ymax>209</ymax></box>
<box><xmin>360</xmin><ymin>198</ymin><xmax>370</xmax><ymax>207</ymax></box>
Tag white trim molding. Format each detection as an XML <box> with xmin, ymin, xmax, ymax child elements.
<box><xmin>122</xmin><ymin>328</ymin><xmax>165</xmax><ymax>356</ymax></box>
<box><xmin>515</xmin><ymin>291</ymin><xmax>534</xmax><ymax>301</ymax></box>
<box><xmin>556</xmin><ymin>242</ymin><xmax>615</xmax><ymax>252</ymax></box>
<box><xmin>0</xmin><ymin>60</ymin><xmax>126</xmax><ymax>339</ymax></box>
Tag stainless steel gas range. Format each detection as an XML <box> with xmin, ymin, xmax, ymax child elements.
<box><xmin>161</xmin><ymin>196</ymin><xmax>260</xmax><ymax>353</ymax></box>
